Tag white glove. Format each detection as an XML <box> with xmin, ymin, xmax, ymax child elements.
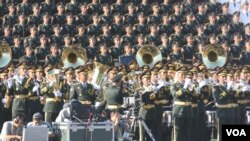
<box><xmin>227</xmin><ymin>81</ymin><xmax>234</xmax><ymax>90</ymax></box>
<box><xmin>2</xmin><ymin>98</ymin><xmax>6</xmax><ymax>104</ymax></box>
<box><xmin>32</xmin><ymin>85</ymin><xmax>39</xmax><ymax>92</ymax></box>
<box><xmin>242</xmin><ymin>85</ymin><xmax>250</xmax><ymax>92</ymax></box>
<box><xmin>53</xmin><ymin>90</ymin><xmax>62</xmax><ymax>97</ymax></box>
<box><xmin>7</xmin><ymin>79</ymin><xmax>13</xmax><ymax>88</ymax></box>
<box><xmin>183</xmin><ymin>78</ymin><xmax>192</xmax><ymax>89</ymax></box>
<box><xmin>199</xmin><ymin>81</ymin><xmax>207</xmax><ymax>89</ymax></box>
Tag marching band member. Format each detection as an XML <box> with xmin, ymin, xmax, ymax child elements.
<box><xmin>12</xmin><ymin>62</ymin><xmax>30</xmax><ymax>119</ymax></box>
<box><xmin>155</xmin><ymin>66</ymin><xmax>171</xmax><ymax>141</ymax></box>
<box><xmin>69</xmin><ymin>67</ymin><xmax>96</xmax><ymax>114</ymax></box>
<box><xmin>60</xmin><ymin>67</ymin><xmax>75</xmax><ymax>103</ymax></box>
<box><xmin>41</xmin><ymin>66</ymin><xmax>63</xmax><ymax>123</ymax></box>
<box><xmin>170</xmin><ymin>67</ymin><xmax>193</xmax><ymax>141</ymax></box>
<box><xmin>212</xmin><ymin>69</ymin><xmax>236</xmax><ymax>141</ymax></box>
<box><xmin>137</xmin><ymin>71</ymin><xmax>156</xmax><ymax>141</ymax></box>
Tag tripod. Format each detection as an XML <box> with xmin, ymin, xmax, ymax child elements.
<box><xmin>128</xmin><ymin>116</ymin><xmax>156</xmax><ymax>141</ymax></box>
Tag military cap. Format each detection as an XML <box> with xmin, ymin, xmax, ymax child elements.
<box><xmin>7</xmin><ymin>64</ymin><xmax>15</xmax><ymax>71</ymax></box>
<box><xmin>222</xmin><ymin>2</ymin><xmax>229</xmax><ymax>7</ymax></box>
<box><xmin>42</xmin><ymin>13</ymin><xmax>50</xmax><ymax>18</ymax></box>
<box><xmin>64</xmin><ymin>67</ymin><xmax>74</xmax><ymax>75</ymax></box>
<box><xmin>159</xmin><ymin>66</ymin><xmax>168</xmax><ymax>73</ymax></box>
<box><xmin>168</xmin><ymin>66</ymin><xmax>175</xmax><ymax>73</ymax></box>
<box><xmin>112</xmin><ymin>74</ymin><xmax>123</xmax><ymax>82</ymax></box>
<box><xmin>107</xmin><ymin>66</ymin><xmax>118</xmax><ymax>74</ymax></box>
<box><xmin>50</xmin><ymin>43</ymin><xmax>59</xmax><ymax>49</ymax></box>
<box><xmin>13</xmin><ymin>35</ymin><xmax>22</xmax><ymax>40</ymax></box>
<box><xmin>56</xmin><ymin>2</ymin><xmax>64</xmax><ymax>7</ymax></box>
<box><xmin>28</xmin><ymin>66</ymin><xmax>36</xmax><ymax>72</ymax></box>
<box><xmin>177</xmin><ymin>66</ymin><xmax>187</xmax><ymax>74</ymax></box>
<box><xmin>17</xmin><ymin>62</ymin><xmax>27</xmax><ymax>69</ymax></box>
<box><xmin>233</xmin><ymin>11</ymin><xmax>240</xmax><ymax>16</ymax></box>
<box><xmin>227</xmin><ymin>70</ymin><xmax>234</xmax><ymax>77</ymax></box>
<box><xmin>63</xmin><ymin>34</ymin><xmax>72</xmax><ymax>40</ymax></box>
<box><xmin>234</xmin><ymin>70</ymin><xmax>241</xmax><ymax>76</ymax></box>
<box><xmin>218</xmin><ymin>69</ymin><xmax>227</xmax><ymax>76</ymax></box>
<box><xmin>127</xmin><ymin>2</ymin><xmax>135</xmax><ymax>8</ymax></box>
<box><xmin>150</xmin><ymin>68</ymin><xmax>158</xmax><ymax>75</ymax></box>
<box><xmin>39</xmin><ymin>34</ymin><xmax>47</xmax><ymax>39</ymax></box>
<box><xmin>190</xmin><ymin>66</ymin><xmax>199</xmax><ymax>74</ymax></box>
<box><xmin>0</xmin><ymin>69</ymin><xmax>8</xmax><ymax>76</ymax></box>
<box><xmin>36</xmin><ymin>66</ymin><xmax>43</xmax><ymax>72</ymax></box>
<box><xmin>32</xmin><ymin>3</ymin><xmax>40</xmax><ymax>8</ymax></box>
<box><xmin>140</xmin><ymin>71</ymin><xmax>151</xmax><ymax>79</ymax></box>
<box><xmin>245</xmin><ymin>23</ymin><xmax>250</xmax><ymax>27</ymax></box>
<box><xmin>7</xmin><ymin>3</ymin><xmax>15</xmax><ymax>8</ymax></box>
<box><xmin>29</xmin><ymin>25</ymin><xmax>37</xmax><ymax>30</ymax></box>
<box><xmin>66</xmin><ymin>13</ymin><xmax>74</xmax><ymax>18</ymax></box>
<box><xmin>53</xmin><ymin>24</ymin><xmax>61</xmax><ymax>29</ymax></box>
<box><xmin>154</xmin><ymin>61</ymin><xmax>163</xmax><ymax>69</ymax></box>
<box><xmin>186</xmin><ymin>72</ymin><xmax>193</xmax><ymax>78</ymax></box>
<box><xmin>79</xmin><ymin>3</ymin><xmax>87</xmax><ymax>8</ymax></box>
<box><xmin>78</xmin><ymin>67</ymin><xmax>89</xmax><ymax>74</ymax></box>
<box><xmin>75</xmin><ymin>65</ymin><xmax>84</xmax><ymax>73</ymax></box>
<box><xmin>172</xmin><ymin>3</ymin><xmax>180</xmax><ymax>8</ymax></box>
<box><xmin>241</xmin><ymin>66</ymin><xmax>249</xmax><ymax>73</ymax></box>
<box><xmin>141</xmin><ymin>65</ymin><xmax>150</xmax><ymax>71</ymax></box>
<box><xmin>128</xmin><ymin>60</ymin><xmax>138</xmax><ymax>70</ymax></box>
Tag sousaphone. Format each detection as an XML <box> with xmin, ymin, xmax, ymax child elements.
<box><xmin>136</xmin><ymin>45</ymin><xmax>162</xmax><ymax>68</ymax></box>
<box><xmin>61</xmin><ymin>44</ymin><xmax>87</xmax><ymax>68</ymax></box>
<box><xmin>202</xmin><ymin>44</ymin><xmax>227</xmax><ymax>69</ymax></box>
<box><xmin>0</xmin><ymin>42</ymin><xmax>12</xmax><ymax>68</ymax></box>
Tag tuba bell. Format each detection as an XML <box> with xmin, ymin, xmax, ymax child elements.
<box><xmin>202</xmin><ymin>44</ymin><xmax>227</xmax><ymax>69</ymax></box>
<box><xmin>61</xmin><ymin>44</ymin><xmax>87</xmax><ymax>68</ymax></box>
<box><xmin>136</xmin><ymin>45</ymin><xmax>162</xmax><ymax>68</ymax></box>
<box><xmin>0</xmin><ymin>42</ymin><xmax>12</xmax><ymax>68</ymax></box>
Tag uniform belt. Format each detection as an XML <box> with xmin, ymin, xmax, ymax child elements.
<box><xmin>29</xmin><ymin>96</ymin><xmax>39</xmax><ymax>100</ymax></box>
<box><xmin>233</xmin><ymin>57</ymin><xmax>240</xmax><ymax>60</ymax></box>
<box><xmin>15</xmin><ymin>95</ymin><xmax>30</xmax><ymax>99</ymax></box>
<box><xmin>174</xmin><ymin>101</ymin><xmax>192</xmax><ymax>106</ymax></box>
<box><xmin>46</xmin><ymin>98</ymin><xmax>61</xmax><ymax>102</ymax></box>
<box><xmin>107</xmin><ymin>105</ymin><xmax>122</xmax><ymax>109</ymax></box>
<box><xmin>143</xmin><ymin>104</ymin><xmax>155</xmax><ymax>109</ymax></box>
<box><xmin>216</xmin><ymin>103</ymin><xmax>236</xmax><ymax>108</ymax></box>
<box><xmin>238</xmin><ymin>100</ymin><xmax>249</xmax><ymax>104</ymax></box>
<box><xmin>80</xmin><ymin>100</ymin><xmax>91</xmax><ymax>105</ymax></box>
<box><xmin>155</xmin><ymin>100</ymin><xmax>169</xmax><ymax>104</ymax></box>
<box><xmin>38</xmin><ymin>60</ymin><xmax>45</xmax><ymax>62</ymax></box>
<box><xmin>191</xmin><ymin>104</ymin><xmax>198</xmax><ymax>107</ymax></box>
<box><xmin>63</xmin><ymin>99</ymin><xmax>70</xmax><ymax>103</ymax></box>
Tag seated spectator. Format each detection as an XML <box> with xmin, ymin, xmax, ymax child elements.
<box><xmin>1</xmin><ymin>114</ymin><xmax>24</xmax><ymax>141</ymax></box>
<box><xmin>27</xmin><ymin>112</ymin><xmax>55</xmax><ymax>140</ymax></box>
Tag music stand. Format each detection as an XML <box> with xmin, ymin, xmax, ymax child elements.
<box><xmin>22</xmin><ymin>126</ymin><xmax>49</xmax><ymax>141</ymax></box>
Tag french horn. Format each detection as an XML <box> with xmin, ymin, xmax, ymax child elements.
<box><xmin>202</xmin><ymin>44</ymin><xmax>227</xmax><ymax>69</ymax></box>
<box><xmin>136</xmin><ymin>45</ymin><xmax>162</xmax><ymax>68</ymax></box>
<box><xmin>61</xmin><ymin>44</ymin><xmax>87</xmax><ymax>68</ymax></box>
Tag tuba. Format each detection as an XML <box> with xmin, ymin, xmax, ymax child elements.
<box><xmin>61</xmin><ymin>44</ymin><xmax>87</xmax><ymax>68</ymax></box>
<box><xmin>202</xmin><ymin>44</ymin><xmax>227</xmax><ymax>69</ymax></box>
<box><xmin>0</xmin><ymin>42</ymin><xmax>12</xmax><ymax>109</ymax></box>
<box><xmin>91</xmin><ymin>61</ymin><xmax>108</xmax><ymax>87</ymax></box>
<box><xmin>0</xmin><ymin>41</ymin><xmax>12</xmax><ymax>68</ymax></box>
<box><xmin>136</xmin><ymin>45</ymin><xmax>162</xmax><ymax>68</ymax></box>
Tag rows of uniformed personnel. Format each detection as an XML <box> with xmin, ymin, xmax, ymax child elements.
<box><xmin>1</xmin><ymin>60</ymin><xmax>250</xmax><ymax>140</ymax></box>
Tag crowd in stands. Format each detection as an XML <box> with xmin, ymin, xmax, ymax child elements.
<box><xmin>0</xmin><ymin>0</ymin><xmax>250</xmax><ymax>68</ymax></box>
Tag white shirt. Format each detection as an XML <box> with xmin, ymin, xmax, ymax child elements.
<box><xmin>240</xmin><ymin>10</ymin><xmax>250</xmax><ymax>25</ymax></box>
<box><xmin>228</xmin><ymin>0</ymin><xmax>241</xmax><ymax>14</ymax></box>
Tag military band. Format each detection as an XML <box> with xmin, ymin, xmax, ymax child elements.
<box><xmin>0</xmin><ymin>59</ymin><xmax>250</xmax><ymax>141</ymax></box>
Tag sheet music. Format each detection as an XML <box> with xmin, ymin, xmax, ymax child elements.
<box><xmin>22</xmin><ymin>126</ymin><xmax>49</xmax><ymax>141</ymax></box>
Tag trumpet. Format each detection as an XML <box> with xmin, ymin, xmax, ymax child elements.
<box><xmin>4</xmin><ymin>94</ymin><xmax>12</xmax><ymax>109</ymax></box>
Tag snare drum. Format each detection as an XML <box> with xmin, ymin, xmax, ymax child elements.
<box><xmin>163</xmin><ymin>110</ymin><xmax>173</xmax><ymax>127</ymax></box>
<box><xmin>206</xmin><ymin>110</ymin><xmax>216</xmax><ymax>127</ymax></box>
<box><xmin>246</xmin><ymin>111</ymin><xmax>250</xmax><ymax>125</ymax></box>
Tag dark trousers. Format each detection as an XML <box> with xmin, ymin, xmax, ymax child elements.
<box><xmin>216</xmin><ymin>117</ymin><xmax>234</xmax><ymax>141</ymax></box>
<box><xmin>173</xmin><ymin>117</ymin><xmax>192</xmax><ymax>141</ymax></box>
<box><xmin>155</xmin><ymin>105</ymin><xmax>163</xmax><ymax>141</ymax></box>
<box><xmin>139</xmin><ymin>119</ymin><xmax>156</xmax><ymax>141</ymax></box>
